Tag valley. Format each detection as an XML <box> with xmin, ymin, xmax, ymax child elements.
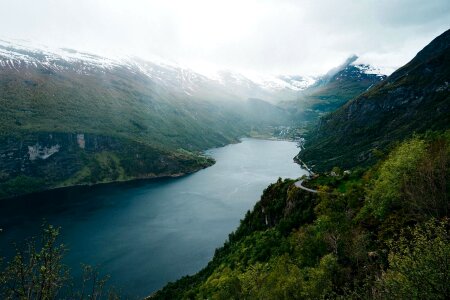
<box><xmin>0</xmin><ymin>5</ymin><xmax>448</xmax><ymax>298</ymax></box>
<box><xmin>0</xmin><ymin>138</ymin><xmax>306</xmax><ymax>297</ymax></box>
<box><xmin>0</xmin><ymin>38</ymin><xmax>389</xmax><ymax>199</ymax></box>
<box><xmin>0</xmin><ymin>39</ymin><xmax>306</xmax><ymax>198</ymax></box>
<box><xmin>149</xmin><ymin>29</ymin><xmax>450</xmax><ymax>299</ymax></box>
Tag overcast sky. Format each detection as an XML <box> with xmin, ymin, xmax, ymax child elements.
<box><xmin>0</xmin><ymin>0</ymin><xmax>449</xmax><ymax>75</ymax></box>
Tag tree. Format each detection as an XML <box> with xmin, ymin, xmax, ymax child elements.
<box><xmin>0</xmin><ymin>224</ymin><xmax>69</xmax><ymax>299</ymax></box>
<box><xmin>366</xmin><ymin>138</ymin><xmax>426</xmax><ymax>219</ymax></box>
<box><xmin>0</xmin><ymin>224</ymin><xmax>119</xmax><ymax>300</ymax></box>
<box><xmin>403</xmin><ymin>138</ymin><xmax>449</xmax><ymax>218</ymax></box>
<box><xmin>377</xmin><ymin>219</ymin><xmax>450</xmax><ymax>299</ymax></box>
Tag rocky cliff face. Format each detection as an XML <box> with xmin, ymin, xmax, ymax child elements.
<box><xmin>299</xmin><ymin>29</ymin><xmax>450</xmax><ymax>171</ymax></box>
<box><xmin>0</xmin><ymin>132</ymin><xmax>213</xmax><ymax>199</ymax></box>
<box><xmin>2</xmin><ymin>133</ymin><xmax>75</xmax><ymax>187</ymax></box>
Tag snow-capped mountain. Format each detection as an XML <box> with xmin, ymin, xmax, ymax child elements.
<box><xmin>0</xmin><ymin>39</ymin><xmax>312</xmax><ymax>103</ymax></box>
<box><xmin>353</xmin><ymin>63</ymin><xmax>387</xmax><ymax>77</ymax></box>
<box><xmin>0</xmin><ymin>39</ymin><xmax>124</xmax><ymax>73</ymax></box>
<box><xmin>279</xmin><ymin>54</ymin><xmax>388</xmax><ymax>122</ymax></box>
<box><xmin>0</xmin><ymin>39</ymin><xmax>389</xmax><ymax>108</ymax></box>
<box><xmin>311</xmin><ymin>55</ymin><xmax>387</xmax><ymax>88</ymax></box>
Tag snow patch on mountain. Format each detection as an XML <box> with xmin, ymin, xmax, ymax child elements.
<box><xmin>353</xmin><ymin>56</ymin><xmax>395</xmax><ymax>76</ymax></box>
<box><xmin>353</xmin><ymin>64</ymin><xmax>386</xmax><ymax>77</ymax></box>
<box><xmin>0</xmin><ymin>38</ymin><xmax>124</xmax><ymax>73</ymax></box>
<box><xmin>0</xmin><ymin>38</ymin><xmax>313</xmax><ymax>102</ymax></box>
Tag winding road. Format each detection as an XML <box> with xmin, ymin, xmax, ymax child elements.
<box><xmin>294</xmin><ymin>156</ymin><xmax>321</xmax><ymax>193</ymax></box>
<box><xmin>294</xmin><ymin>179</ymin><xmax>319</xmax><ymax>193</ymax></box>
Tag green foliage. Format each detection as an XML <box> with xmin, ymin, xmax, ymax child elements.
<box><xmin>163</xmin><ymin>31</ymin><xmax>450</xmax><ymax>298</ymax></box>
<box><xmin>361</xmin><ymin>134</ymin><xmax>450</xmax><ymax>221</ymax></box>
<box><xmin>0</xmin><ymin>224</ymin><xmax>119</xmax><ymax>300</ymax></box>
<box><xmin>366</xmin><ymin>138</ymin><xmax>426</xmax><ymax>219</ymax></box>
<box><xmin>197</xmin><ymin>254</ymin><xmax>339</xmax><ymax>300</ymax></box>
<box><xmin>0</xmin><ymin>58</ymin><xmax>290</xmax><ymax>198</ymax></box>
<box><xmin>281</xmin><ymin>64</ymin><xmax>385</xmax><ymax>124</ymax></box>
<box><xmin>0</xmin><ymin>65</ymin><xmax>251</xmax><ymax>150</ymax></box>
<box><xmin>0</xmin><ymin>224</ymin><xmax>68</xmax><ymax>299</ymax></box>
<box><xmin>299</xmin><ymin>29</ymin><xmax>450</xmax><ymax>172</ymax></box>
<box><xmin>402</xmin><ymin>137</ymin><xmax>450</xmax><ymax>218</ymax></box>
<box><xmin>377</xmin><ymin>219</ymin><xmax>450</xmax><ymax>299</ymax></box>
<box><xmin>0</xmin><ymin>175</ymin><xmax>45</xmax><ymax>198</ymax></box>
<box><xmin>151</xmin><ymin>131</ymin><xmax>450</xmax><ymax>300</ymax></box>
<box><xmin>0</xmin><ymin>135</ymin><xmax>215</xmax><ymax>198</ymax></box>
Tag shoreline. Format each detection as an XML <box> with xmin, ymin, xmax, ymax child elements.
<box><xmin>1</xmin><ymin>137</ymin><xmax>300</xmax><ymax>201</ymax></box>
<box><xmin>0</xmin><ymin>161</ymin><xmax>213</xmax><ymax>202</ymax></box>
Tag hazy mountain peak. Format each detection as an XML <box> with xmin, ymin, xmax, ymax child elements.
<box><xmin>299</xmin><ymin>28</ymin><xmax>450</xmax><ymax>171</ymax></box>
<box><xmin>0</xmin><ymin>38</ymin><xmax>315</xmax><ymax>103</ymax></box>
<box><xmin>353</xmin><ymin>63</ymin><xmax>387</xmax><ymax>77</ymax></box>
<box><xmin>0</xmin><ymin>39</ymin><xmax>310</xmax><ymax>107</ymax></box>
<box><xmin>324</xmin><ymin>54</ymin><xmax>359</xmax><ymax>78</ymax></box>
<box><xmin>0</xmin><ymin>38</ymin><xmax>125</xmax><ymax>73</ymax></box>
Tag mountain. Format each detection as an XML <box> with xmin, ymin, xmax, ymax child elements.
<box><xmin>149</xmin><ymin>30</ymin><xmax>450</xmax><ymax>300</ymax></box>
<box><xmin>0</xmin><ymin>39</ymin><xmax>311</xmax><ymax>103</ymax></box>
<box><xmin>150</xmin><ymin>130</ymin><xmax>450</xmax><ymax>299</ymax></box>
<box><xmin>212</xmin><ymin>70</ymin><xmax>315</xmax><ymax>103</ymax></box>
<box><xmin>298</xmin><ymin>29</ymin><xmax>450</xmax><ymax>172</ymax></box>
<box><xmin>0</xmin><ymin>39</ymin><xmax>298</xmax><ymax>198</ymax></box>
<box><xmin>281</xmin><ymin>55</ymin><xmax>386</xmax><ymax>122</ymax></box>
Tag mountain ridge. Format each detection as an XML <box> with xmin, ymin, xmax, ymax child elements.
<box><xmin>281</xmin><ymin>55</ymin><xmax>387</xmax><ymax>123</ymax></box>
<box><xmin>0</xmin><ymin>39</ymin><xmax>296</xmax><ymax>198</ymax></box>
<box><xmin>299</xmin><ymin>29</ymin><xmax>450</xmax><ymax>171</ymax></box>
<box><xmin>0</xmin><ymin>38</ymin><xmax>312</xmax><ymax>103</ymax></box>
<box><xmin>148</xmin><ymin>29</ymin><xmax>450</xmax><ymax>300</ymax></box>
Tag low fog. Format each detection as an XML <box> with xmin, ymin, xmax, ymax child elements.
<box><xmin>0</xmin><ymin>0</ymin><xmax>449</xmax><ymax>75</ymax></box>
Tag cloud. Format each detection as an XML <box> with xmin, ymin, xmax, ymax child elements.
<box><xmin>0</xmin><ymin>0</ymin><xmax>448</xmax><ymax>75</ymax></box>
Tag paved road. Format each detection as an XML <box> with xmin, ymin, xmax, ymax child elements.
<box><xmin>294</xmin><ymin>179</ymin><xmax>319</xmax><ymax>193</ymax></box>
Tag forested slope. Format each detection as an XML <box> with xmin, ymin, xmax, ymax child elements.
<box><xmin>151</xmin><ymin>131</ymin><xmax>450</xmax><ymax>300</ymax></box>
<box><xmin>299</xmin><ymin>29</ymin><xmax>450</xmax><ymax>172</ymax></box>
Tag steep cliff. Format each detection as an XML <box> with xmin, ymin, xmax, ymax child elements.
<box><xmin>299</xmin><ymin>29</ymin><xmax>450</xmax><ymax>171</ymax></box>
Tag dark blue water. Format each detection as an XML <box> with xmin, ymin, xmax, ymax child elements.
<box><xmin>0</xmin><ymin>138</ymin><xmax>306</xmax><ymax>297</ymax></box>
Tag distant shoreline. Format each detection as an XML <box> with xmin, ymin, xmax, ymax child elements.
<box><xmin>0</xmin><ymin>161</ymin><xmax>213</xmax><ymax>202</ymax></box>
<box><xmin>1</xmin><ymin>137</ymin><xmax>300</xmax><ymax>201</ymax></box>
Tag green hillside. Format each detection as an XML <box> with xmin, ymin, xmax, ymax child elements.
<box><xmin>298</xmin><ymin>29</ymin><xmax>450</xmax><ymax>172</ymax></box>
<box><xmin>0</xmin><ymin>47</ymin><xmax>295</xmax><ymax>198</ymax></box>
<box><xmin>0</xmin><ymin>65</ymin><xmax>249</xmax><ymax>150</ymax></box>
<box><xmin>281</xmin><ymin>58</ymin><xmax>385</xmax><ymax>123</ymax></box>
<box><xmin>150</xmin><ymin>131</ymin><xmax>450</xmax><ymax>299</ymax></box>
<box><xmin>149</xmin><ymin>29</ymin><xmax>450</xmax><ymax>300</ymax></box>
